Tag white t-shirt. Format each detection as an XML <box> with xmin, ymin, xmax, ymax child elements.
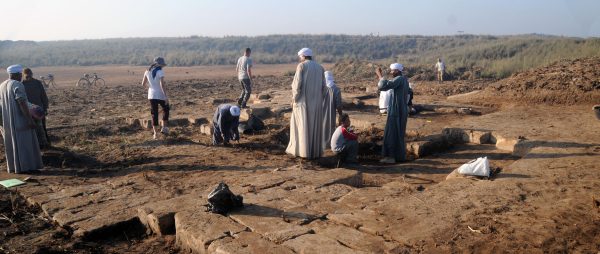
<box><xmin>145</xmin><ymin>69</ymin><xmax>166</xmax><ymax>100</ymax></box>
<box><xmin>436</xmin><ymin>61</ymin><xmax>445</xmax><ymax>72</ymax></box>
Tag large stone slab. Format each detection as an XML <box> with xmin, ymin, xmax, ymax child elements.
<box><xmin>137</xmin><ymin>194</ymin><xmax>207</xmax><ymax>236</ymax></box>
<box><xmin>207</xmin><ymin>231</ymin><xmax>295</xmax><ymax>254</ymax></box>
<box><xmin>175</xmin><ymin>210</ymin><xmax>247</xmax><ymax>254</ymax></box>
<box><xmin>282</xmin><ymin>233</ymin><xmax>367</xmax><ymax>254</ymax></box>
<box><xmin>229</xmin><ymin>204</ymin><xmax>313</xmax><ymax>243</ymax></box>
<box><xmin>310</xmin><ymin>220</ymin><xmax>389</xmax><ymax>253</ymax></box>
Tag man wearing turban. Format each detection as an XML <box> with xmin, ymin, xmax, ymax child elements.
<box><xmin>0</xmin><ymin>65</ymin><xmax>44</xmax><ymax>173</ymax></box>
<box><xmin>376</xmin><ymin>63</ymin><xmax>410</xmax><ymax>164</ymax></box>
<box><xmin>286</xmin><ymin>48</ymin><xmax>327</xmax><ymax>159</ymax></box>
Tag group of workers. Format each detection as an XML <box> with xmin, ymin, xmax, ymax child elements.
<box><xmin>1</xmin><ymin>47</ymin><xmax>435</xmax><ymax>173</ymax></box>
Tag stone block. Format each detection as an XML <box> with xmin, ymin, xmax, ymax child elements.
<box><xmin>188</xmin><ymin>117</ymin><xmax>208</xmax><ymax>125</ymax></box>
<box><xmin>442</xmin><ymin>128</ymin><xmax>469</xmax><ymax>144</ymax></box>
<box><xmin>311</xmin><ymin>220</ymin><xmax>388</xmax><ymax>253</ymax></box>
<box><xmin>229</xmin><ymin>204</ymin><xmax>313</xmax><ymax>244</ymax></box>
<box><xmin>407</xmin><ymin>135</ymin><xmax>450</xmax><ymax>159</ymax></box>
<box><xmin>282</xmin><ymin>233</ymin><xmax>365</xmax><ymax>254</ymax></box>
<box><xmin>175</xmin><ymin>210</ymin><xmax>247</xmax><ymax>254</ymax></box>
<box><xmin>240</xmin><ymin>107</ymin><xmax>271</xmax><ymax>121</ymax></box>
<box><xmin>200</xmin><ymin>124</ymin><xmax>213</xmax><ymax>136</ymax></box>
<box><xmin>125</xmin><ymin>117</ymin><xmax>140</xmax><ymax>126</ymax></box>
<box><xmin>467</xmin><ymin>130</ymin><xmax>492</xmax><ymax>144</ymax></box>
<box><xmin>434</xmin><ymin>107</ymin><xmax>457</xmax><ymax>114</ymax></box>
<box><xmin>169</xmin><ymin>118</ymin><xmax>190</xmax><ymax>126</ymax></box>
<box><xmin>208</xmin><ymin>231</ymin><xmax>295</xmax><ymax>254</ymax></box>
<box><xmin>141</xmin><ymin>119</ymin><xmax>153</xmax><ymax>129</ymax></box>
<box><xmin>493</xmin><ymin>134</ymin><xmax>525</xmax><ymax>153</ymax></box>
<box><xmin>137</xmin><ymin>195</ymin><xmax>206</xmax><ymax>236</ymax></box>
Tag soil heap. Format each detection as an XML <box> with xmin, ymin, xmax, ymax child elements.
<box><xmin>475</xmin><ymin>57</ymin><xmax>600</xmax><ymax>105</ymax></box>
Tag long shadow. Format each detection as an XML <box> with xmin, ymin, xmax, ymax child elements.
<box><xmin>229</xmin><ymin>203</ymin><xmax>323</xmax><ymax>223</ymax></box>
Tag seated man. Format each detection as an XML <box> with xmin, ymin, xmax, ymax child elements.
<box><xmin>331</xmin><ymin>113</ymin><xmax>359</xmax><ymax>166</ymax></box>
<box><xmin>212</xmin><ymin>104</ymin><xmax>241</xmax><ymax>145</ymax></box>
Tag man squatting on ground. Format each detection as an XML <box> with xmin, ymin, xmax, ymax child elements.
<box><xmin>142</xmin><ymin>57</ymin><xmax>170</xmax><ymax>139</ymax></box>
<box><xmin>236</xmin><ymin>48</ymin><xmax>253</xmax><ymax>108</ymax></box>
<box><xmin>212</xmin><ymin>104</ymin><xmax>241</xmax><ymax>146</ymax></box>
<box><xmin>330</xmin><ymin>113</ymin><xmax>358</xmax><ymax>165</ymax></box>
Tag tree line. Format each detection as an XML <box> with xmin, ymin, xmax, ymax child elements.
<box><xmin>1</xmin><ymin>34</ymin><xmax>599</xmax><ymax>78</ymax></box>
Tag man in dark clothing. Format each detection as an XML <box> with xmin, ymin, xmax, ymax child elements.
<box><xmin>212</xmin><ymin>104</ymin><xmax>241</xmax><ymax>146</ymax></box>
<box><xmin>22</xmin><ymin>68</ymin><xmax>49</xmax><ymax>148</ymax></box>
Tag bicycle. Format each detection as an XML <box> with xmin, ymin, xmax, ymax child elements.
<box><xmin>76</xmin><ymin>73</ymin><xmax>106</xmax><ymax>87</ymax></box>
<box><xmin>40</xmin><ymin>74</ymin><xmax>57</xmax><ymax>89</ymax></box>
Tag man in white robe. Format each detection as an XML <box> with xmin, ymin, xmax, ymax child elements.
<box><xmin>0</xmin><ymin>65</ymin><xmax>43</xmax><ymax>173</ymax></box>
<box><xmin>286</xmin><ymin>48</ymin><xmax>327</xmax><ymax>159</ymax></box>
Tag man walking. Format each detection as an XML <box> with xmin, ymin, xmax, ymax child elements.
<box><xmin>22</xmin><ymin>68</ymin><xmax>50</xmax><ymax>148</ymax></box>
<box><xmin>435</xmin><ymin>58</ymin><xmax>445</xmax><ymax>83</ymax></box>
<box><xmin>0</xmin><ymin>65</ymin><xmax>43</xmax><ymax>173</ymax></box>
<box><xmin>286</xmin><ymin>48</ymin><xmax>327</xmax><ymax>159</ymax></box>
<box><xmin>236</xmin><ymin>48</ymin><xmax>253</xmax><ymax>108</ymax></box>
<box><xmin>376</xmin><ymin>63</ymin><xmax>409</xmax><ymax>164</ymax></box>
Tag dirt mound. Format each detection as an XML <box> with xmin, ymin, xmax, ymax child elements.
<box><xmin>472</xmin><ymin>57</ymin><xmax>600</xmax><ymax>105</ymax></box>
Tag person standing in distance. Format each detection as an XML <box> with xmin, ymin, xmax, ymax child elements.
<box><xmin>236</xmin><ymin>48</ymin><xmax>253</xmax><ymax>108</ymax></box>
<box><xmin>142</xmin><ymin>57</ymin><xmax>170</xmax><ymax>139</ymax></box>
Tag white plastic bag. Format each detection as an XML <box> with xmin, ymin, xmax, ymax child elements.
<box><xmin>457</xmin><ymin>157</ymin><xmax>490</xmax><ymax>177</ymax></box>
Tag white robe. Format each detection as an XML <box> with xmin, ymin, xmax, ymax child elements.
<box><xmin>0</xmin><ymin>79</ymin><xmax>43</xmax><ymax>173</ymax></box>
<box><xmin>286</xmin><ymin>60</ymin><xmax>326</xmax><ymax>159</ymax></box>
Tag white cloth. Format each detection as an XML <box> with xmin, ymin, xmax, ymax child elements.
<box><xmin>145</xmin><ymin>69</ymin><xmax>166</xmax><ymax>100</ymax></box>
<box><xmin>229</xmin><ymin>105</ymin><xmax>240</xmax><ymax>116</ymax></box>
<box><xmin>0</xmin><ymin>79</ymin><xmax>43</xmax><ymax>173</ymax></box>
<box><xmin>7</xmin><ymin>65</ymin><xmax>23</xmax><ymax>74</ymax></box>
<box><xmin>457</xmin><ymin>157</ymin><xmax>490</xmax><ymax>177</ymax></box>
<box><xmin>324</xmin><ymin>71</ymin><xmax>335</xmax><ymax>87</ymax></box>
<box><xmin>436</xmin><ymin>61</ymin><xmax>445</xmax><ymax>71</ymax></box>
<box><xmin>298</xmin><ymin>48</ymin><xmax>313</xmax><ymax>57</ymax></box>
<box><xmin>286</xmin><ymin>60</ymin><xmax>326</xmax><ymax>159</ymax></box>
<box><xmin>379</xmin><ymin>90</ymin><xmax>393</xmax><ymax>113</ymax></box>
<box><xmin>390</xmin><ymin>63</ymin><xmax>403</xmax><ymax>71</ymax></box>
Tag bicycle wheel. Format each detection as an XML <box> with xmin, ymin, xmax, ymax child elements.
<box><xmin>94</xmin><ymin>78</ymin><xmax>106</xmax><ymax>87</ymax></box>
<box><xmin>76</xmin><ymin>78</ymin><xmax>90</xmax><ymax>87</ymax></box>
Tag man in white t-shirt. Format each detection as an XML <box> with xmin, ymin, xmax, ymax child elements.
<box><xmin>142</xmin><ymin>57</ymin><xmax>170</xmax><ymax>139</ymax></box>
<box><xmin>236</xmin><ymin>48</ymin><xmax>253</xmax><ymax>108</ymax></box>
<box><xmin>435</xmin><ymin>58</ymin><xmax>445</xmax><ymax>83</ymax></box>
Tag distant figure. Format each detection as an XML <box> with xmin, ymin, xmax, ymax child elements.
<box><xmin>212</xmin><ymin>104</ymin><xmax>240</xmax><ymax>146</ymax></box>
<box><xmin>0</xmin><ymin>65</ymin><xmax>43</xmax><ymax>173</ymax></box>
<box><xmin>435</xmin><ymin>58</ymin><xmax>445</xmax><ymax>83</ymax></box>
<box><xmin>236</xmin><ymin>48</ymin><xmax>253</xmax><ymax>108</ymax></box>
<box><xmin>322</xmin><ymin>71</ymin><xmax>342</xmax><ymax>149</ymax></box>
<box><xmin>286</xmin><ymin>48</ymin><xmax>326</xmax><ymax>159</ymax></box>
<box><xmin>331</xmin><ymin>113</ymin><xmax>359</xmax><ymax>166</ymax></box>
<box><xmin>22</xmin><ymin>68</ymin><xmax>50</xmax><ymax>148</ymax></box>
<box><xmin>376</xmin><ymin>63</ymin><xmax>409</xmax><ymax>164</ymax></box>
<box><xmin>142</xmin><ymin>57</ymin><xmax>170</xmax><ymax>139</ymax></box>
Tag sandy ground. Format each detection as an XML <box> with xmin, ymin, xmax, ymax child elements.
<box><xmin>0</xmin><ymin>64</ymin><xmax>599</xmax><ymax>253</ymax></box>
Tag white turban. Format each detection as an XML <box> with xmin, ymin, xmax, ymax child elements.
<box><xmin>229</xmin><ymin>105</ymin><xmax>241</xmax><ymax>117</ymax></box>
<box><xmin>298</xmin><ymin>48</ymin><xmax>313</xmax><ymax>57</ymax></box>
<box><xmin>324</xmin><ymin>71</ymin><xmax>335</xmax><ymax>87</ymax></box>
<box><xmin>6</xmin><ymin>64</ymin><xmax>23</xmax><ymax>74</ymax></box>
<box><xmin>390</xmin><ymin>63</ymin><xmax>403</xmax><ymax>72</ymax></box>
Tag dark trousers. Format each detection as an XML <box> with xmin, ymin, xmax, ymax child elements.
<box><xmin>335</xmin><ymin>140</ymin><xmax>359</xmax><ymax>164</ymax></box>
<box><xmin>149</xmin><ymin>99</ymin><xmax>170</xmax><ymax>126</ymax></box>
<box><xmin>237</xmin><ymin>79</ymin><xmax>252</xmax><ymax>107</ymax></box>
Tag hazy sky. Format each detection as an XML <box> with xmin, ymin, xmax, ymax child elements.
<box><xmin>1</xmin><ymin>0</ymin><xmax>599</xmax><ymax>41</ymax></box>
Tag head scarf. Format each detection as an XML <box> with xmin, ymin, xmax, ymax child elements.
<box><xmin>324</xmin><ymin>71</ymin><xmax>336</xmax><ymax>88</ymax></box>
<box><xmin>297</xmin><ymin>48</ymin><xmax>313</xmax><ymax>57</ymax></box>
<box><xmin>229</xmin><ymin>105</ymin><xmax>241</xmax><ymax>117</ymax></box>
<box><xmin>390</xmin><ymin>63</ymin><xmax>403</xmax><ymax>72</ymax></box>
<box><xmin>7</xmin><ymin>64</ymin><xmax>23</xmax><ymax>74</ymax></box>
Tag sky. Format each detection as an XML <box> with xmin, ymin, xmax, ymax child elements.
<box><xmin>1</xmin><ymin>0</ymin><xmax>599</xmax><ymax>41</ymax></box>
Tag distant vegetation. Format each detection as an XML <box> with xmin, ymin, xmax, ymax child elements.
<box><xmin>1</xmin><ymin>34</ymin><xmax>599</xmax><ymax>78</ymax></box>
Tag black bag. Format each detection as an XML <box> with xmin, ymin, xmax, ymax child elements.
<box><xmin>207</xmin><ymin>182</ymin><xmax>243</xmax><ymax>214</ymax></box>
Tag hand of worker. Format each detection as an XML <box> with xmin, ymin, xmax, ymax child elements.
<box><xmin>376</xmin><ymin>67</ymin><xmax>383</xmax><ymax>79</ymax></box>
